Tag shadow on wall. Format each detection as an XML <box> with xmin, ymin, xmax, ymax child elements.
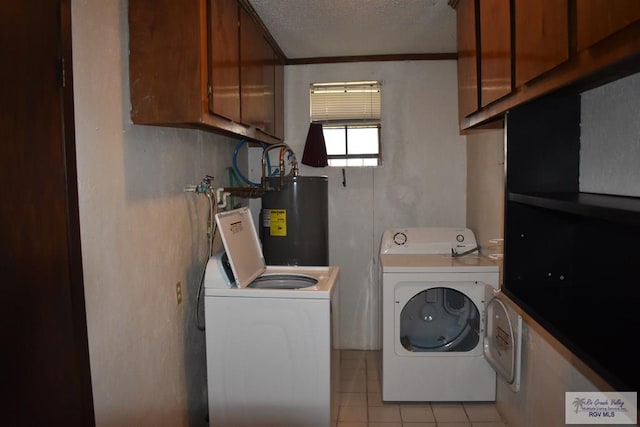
<box><xmin>123</xmin><ymin>126</ymin><xmax>203</xmax><ymax>200</ymax></box>
<box><xmin>183</xmin><ymin>257</ymin><xmax>209</xmax><ymax>426</ymax></box>
<box><xmin>182</xmin><ymin>193</ymin><xmax>214</xmax><ymax>426</ymax></box>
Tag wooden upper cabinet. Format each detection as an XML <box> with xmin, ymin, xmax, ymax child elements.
<box><xmin>451</xmin><ymin>0</ymin><xmax>640</xmax><ymax>130</ymax></box>
<box><xmin>479</xmin><ymin>0</ymin><xmax>512</xmax><ymax>107</ymax></box>
<box><xmin>274</xmin><ymin>58</ymin><xmax>285</xmax><ymax>140</ymax></box>
<box><xmin>129</xmin><ymin>0</ymin><xmax>283</xmax><ymax>143</ymax></box>
<box><xmin>576</xmin><ymin>0</ymin><xmax>640</xmax><ymax>51</ymax></box>
<box><xmin>209</xmin><ymin>0</ymin><xmax>241</xmax><ymax>122</ymax></box>
<box><xmin>129</xmin><ymin>0</ymin><xmax>204</xmax><ymax>124</ymax></box>
<box><xmin>262</xmin><ymin>39</ymin><xmax>276</xmax><ymax>137</ymax></box>
<box><xmin>515</xmin><ymin>0</ymin><xmax>569</xmax><ymax>87</ymax></box>
<box><xmin>240</xmin><ymin>6</ymin><xmax>266</xmax><ymax>132</ymax></box>
<box><xmin>454</xmin><ymin>0</ymin><xmax>479</xmax><ymax>121</ymax></box>
<box><xmin>239</xmin><ymin>6</ymin><xmax>281</xmax><ymax>138</ymax></box>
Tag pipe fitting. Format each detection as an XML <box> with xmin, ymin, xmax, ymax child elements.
<box><xmin>261</xmin><ymin>143</ymin><xmax>298</xmax><ymax>190</ymax></box>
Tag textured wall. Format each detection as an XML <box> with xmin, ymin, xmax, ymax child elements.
<box><xmin>580</xmin><ymin>72</ymin><xmax>640</xmax><ymax>197</ymax></box>
<box><xmin>466</xmin><ymin>128</ymin><xmax>505</xmax><ymax>256</ymax></box>
<box><xmin>285</xmin><ymin>60</ymin><xmax>466</xmax><ymax>349</ymax></box>
<box><xmin>72</xmin><ymin>1</ymin><xmax>236</xmax><ymax>425</ymax></box>
<box><xmin>496</xmin><ymin>323</ymin><xmax>599</xmax><ymax>427</ymax></box>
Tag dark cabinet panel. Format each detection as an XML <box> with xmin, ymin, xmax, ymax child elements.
<box><xmin>505</xmin><ymin>94</ymin><xmax>580</xmax><ymax>194</ymax></box>
<box><xmin>508</xmin><ymin>193</ymin><xmax>640</xmax><ymax>226</ymax></box>
<box><xmin>504</xmin><ymin>93</ymin><xmax>640</xmax><ymax>391</ymax></box>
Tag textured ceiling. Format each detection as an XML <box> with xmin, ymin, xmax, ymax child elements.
<box><xmin>247</xmin><ymin>0</ymin><xmax>457</xmax><ymax>59</ymax></box>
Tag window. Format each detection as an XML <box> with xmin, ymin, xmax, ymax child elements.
<box><xmin>310</xmin><ymin>81</ymin><xmax>381</xmax><ymax>167</ymax></box>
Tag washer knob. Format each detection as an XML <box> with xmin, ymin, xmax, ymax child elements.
<box><xmin>456</xmin><ymin>234</ymin><xmax>465</xmax><ymax>242</ymax></box>
<box><xmin>393</xmin><ymin>232</ymin><xmax>408</xmax><ymax>246</ymax></box>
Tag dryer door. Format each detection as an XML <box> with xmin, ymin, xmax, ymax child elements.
<box><xmin>483</xmin><ymin>285</ymin><xmax>522</xmax><ymax>392</ymax></box>
<box><xmin>396</xmin><ymin>282</ymin><xmax>484</xmax><ymax>354</ymax></box>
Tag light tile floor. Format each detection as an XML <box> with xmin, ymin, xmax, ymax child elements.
<box><xmin>334</xmin><ymin>350</ymin><xmax>508</xmax><ymax>427</ymax></box>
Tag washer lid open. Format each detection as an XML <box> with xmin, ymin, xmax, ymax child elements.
<box><xmin>215</xmin><ymin>207</ymin><xmax>265</xmax><ymax>288</ymax></box>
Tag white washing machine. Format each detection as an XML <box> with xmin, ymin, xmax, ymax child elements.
<box><xmin>380</xmin><ymin>227</ymin><xmax>522</xmax><ymax>402</ymax></box>
<box><xmin>204</xmin><ymin>207</ymin><xmax>340</xmax><ymax>427</ymax></box>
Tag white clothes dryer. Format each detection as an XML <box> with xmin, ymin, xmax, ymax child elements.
<box><xmin>380</xmin><ymin>227</ymin><xmax>521</xmax><ymax>402</ymax></box>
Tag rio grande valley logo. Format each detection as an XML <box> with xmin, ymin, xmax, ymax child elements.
<box><xmin>566</xmin><ymin>392</ymin><xmax>637</xmax><ymax>424</ymax></box>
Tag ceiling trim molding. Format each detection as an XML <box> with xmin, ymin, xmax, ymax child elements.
<box><xmin>285</xmin><ymin>52</ymin><xmax>458</xmax><ymax>65</ymax></box>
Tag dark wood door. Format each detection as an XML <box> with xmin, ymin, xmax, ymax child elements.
<box><xmin>514</xmin><ymin>0</ymin><xmax>569</xmax><ymax>86</ymax></box>
<box><xmin>262</xmin><ymin>38</ymin><xmax>276</xmax><ymax>137</ymax></box>
<box><xmin>479</xmin><ymin>0</ymin><xmax>512</xmax><ymax>106</ymax></box>
<box><xmin>0</xmin><ymin>1</ymin><xmax>95</xmax><ymax>425</ymax></box>
<box><xmin>454</xmin><ymin>0</ymin><xmax>479</xmax><ymax>122</ymax></box>
<box><xmin>274</xmin><ymin>57</ymin><xmax>285</xmax><ymax>140</ymax></box>
<box><xmin>240</xmin><ymin>5</ymin><xmax>266</xmax><ymax>131</ymax></box>
<box><xmin>209</xmin><ymin>0</ymin><xmax>241</xmax><ymax>122</ymax></box>
<box><xmin>576</xmin><ymin>0</ymin><xmax>640</xmax><ymax>51</ymax></box>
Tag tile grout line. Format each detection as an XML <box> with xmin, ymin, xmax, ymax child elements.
<box><xmin>337</xmin><ymin>350</ymin><xmax>507</xmax><ymax>426</ymax></box>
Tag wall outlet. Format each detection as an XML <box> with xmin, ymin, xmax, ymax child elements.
<box><xmin>176</xmin><ymin>282</ymin><xmax>182</xmax><ymax>305</ymax></box>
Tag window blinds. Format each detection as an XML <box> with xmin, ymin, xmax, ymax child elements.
<box><xmin>310</xmin><ymin>81</ymin><xmax>381</xmax><ymax>124</ymax></box>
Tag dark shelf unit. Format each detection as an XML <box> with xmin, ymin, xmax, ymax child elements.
<box><xmin>508</xmin><ymin>192</ymin><xmax>640</xmax><ymax>226</ymax></box>
<box><xmin>503</xmin><ymin>93</ymin><xmax>640</xmax><ymax>392</ymax></box>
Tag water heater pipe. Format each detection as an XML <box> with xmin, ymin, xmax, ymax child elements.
<box><xmin>261</xmin><ymin>143</ymin><xmax>298</xmax><ymax>189</ymax></box>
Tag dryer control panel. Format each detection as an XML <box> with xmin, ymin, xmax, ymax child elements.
<box><xmin>380</xmin><ymin>227</ymin><xmax>478</xmax><ymax>255</ymax></box>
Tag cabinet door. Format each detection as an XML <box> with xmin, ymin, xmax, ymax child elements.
<box><xmin>274</xmin><ymin>57</ymin><xmax>285</xmax><ymax>140</ymax></box>
<box><xmin>262</xmin><ymin>38</ymin><xmax>276</xmax><ymax>137</ymax></box>
<box><xmin>455</xmin><ymin>0</ymin><xmax>479</xmax><ymax>121</ymax></box>
<box><xmin>479</xmin><ymin>0</ymin><xmax>512</xmax><ymax>106</ymax></box>
<box><xmin>129</xmin><ymin>0</ymin><xmax>203</xmax><ymax>124</ymax></box>
<box><xmin>240</xmin><ymin>6</ymin><xmax>266</xmax><ymax>131</ymax></box>
<box><xmin>209</xmin><ymin>0</ymin><xmax>241</xmax><ymax>122</ymax></box>
<box><xmin>515</xmin><ymin>0</ymin><xmax>569</xmax><ymax>86</ymax></box>
<box><xmin>576</xmin><ymin>0</ymin><xmax>640</xmax><ymax>51</ymax></box>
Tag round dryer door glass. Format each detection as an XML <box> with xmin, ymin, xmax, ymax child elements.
<box><xmin>399</xmin><ymin>287</ymin><xmax>480</xmax><ymax>352</ymax></box>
